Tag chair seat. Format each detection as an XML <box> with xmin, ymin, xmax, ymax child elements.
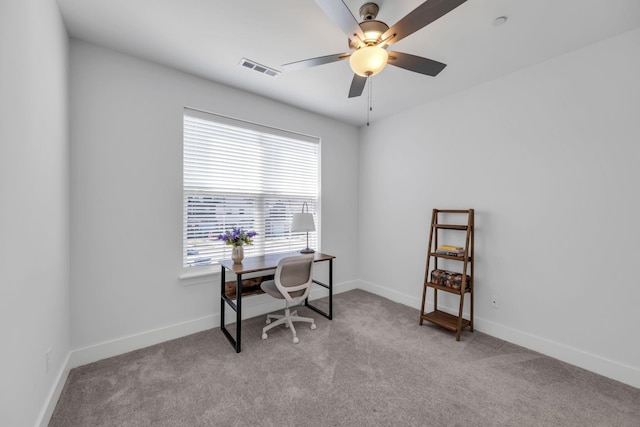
<box><xmin>261</xmin><ymin>280</ymin><xmax>306</xmax><ymax>299</ymax></box>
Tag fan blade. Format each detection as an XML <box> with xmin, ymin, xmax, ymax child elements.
<box><xmin>383</xmin><ymin>0</ymin><xmax>467</xmax><ymax>46</ymax></box>
<box><xmin>282</xmin><ymin>53</ymin><xmax>350</xmax><ymax>71</ymax></box>
<box><xmin>315</xmin><ymin>0</ymin><xmax>366</xmax><ymax>46</ymax></box>
<box><xmin>348</xmin><ymin>74</ymin><xmax>367</xmax><ymax>98</ymax></box>
<box><xmin>387</xmin><ymin>51</ymin><xmax>446</xmax><ymax>76</ymax></box>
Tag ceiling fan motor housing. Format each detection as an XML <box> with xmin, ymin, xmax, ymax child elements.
<box><xmin>359</xmin><ymin>2</ymin><xmax>379</xmax><ymax>20</ymax></box>
<box><xmin>349</xmin><ymin>19</ymin><xmax>389</xmax><ymax>49</ymax></box>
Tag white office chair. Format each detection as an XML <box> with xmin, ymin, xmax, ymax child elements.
<box><xmin>261</xmin><ymin>255</ymin><xmax>316</xmax><ymax>344</ymax></box>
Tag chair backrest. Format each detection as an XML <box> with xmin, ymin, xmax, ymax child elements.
<box><xmin>274</xmin><ymin>255</ymin><xmax>314</xmax><ymax>302</ymax></box>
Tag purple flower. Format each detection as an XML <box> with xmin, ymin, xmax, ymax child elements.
<box><xmin>217</xmin><ymin>227</ymin><xmax>257</xmax><ymax>247</ymax></box>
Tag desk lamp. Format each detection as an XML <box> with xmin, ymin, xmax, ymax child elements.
<box><xmin>291</xmin><ymin>202</ymin><xmax>315</xmax><ymax>254</ymax></box>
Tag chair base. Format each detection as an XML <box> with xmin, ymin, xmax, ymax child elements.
<box><xmin>262</xmin><ymin>305</ymin><xmax>316</xmax><ymax>344</ymax></box>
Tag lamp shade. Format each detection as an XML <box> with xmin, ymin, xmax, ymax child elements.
<box><xmin>291</xmin><ymin>212</ymin><xmax>316</xmax><ymax>232</ymax></box>
<box><xmin>349</xmin><ymin>45</ymin><xmax>388</xmax><ymax>77</ymax></box>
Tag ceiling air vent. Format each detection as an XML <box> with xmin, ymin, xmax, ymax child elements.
<box><xmin>239</xmin><ymin>58</ymin><xmax>280</xmax><ymax>77</ymax></box>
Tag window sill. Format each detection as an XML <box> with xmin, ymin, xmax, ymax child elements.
<box><xmin>179</xmin><ymin>265</ymin><xmax>220</xmax><ymax>284</ymax></box>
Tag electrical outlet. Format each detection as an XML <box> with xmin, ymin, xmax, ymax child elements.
<box><xmin>490</xmin><ymin>295</ymin><xmax>499</xmax><ymax>309</ymax></box>
<box><xmin>46</xmin><ymin>347</ymin><xmax>52</xmax><ymax>374</ymax></box>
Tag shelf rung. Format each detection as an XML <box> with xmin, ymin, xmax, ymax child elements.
<box><xmin>421</xmin><ymin>310</ymin><xmax>470</xmax><ymax>331</ymax></box>
<box><xmin>433</xmin><ymin>224</ymin><xmax>468</xmax><ymax>230</ymax></box>
<box><xmin>429</xmin><ymin>252</ymin><xmax>471</xmax><ymax>261</ymax></box>
<box><xmin>424</xmin><ymin>281</ymin><xmax>470</xmax><ymax>294</ymax></box>
<box><xmin>435</xmin><ymin>209</ymin><xmax>473</xmax><ymax>214</ymax></box>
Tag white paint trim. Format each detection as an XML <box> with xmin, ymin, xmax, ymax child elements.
<box><xmin>357</xmin><ymin>279</ymin><xmax>640</xmax><ymax>389</ymax></box>
<box><xmin>357</xmin><ymin>279</ymin><xmax>467</xmax><ymax>316</ymax></box>
<box><xmin>358</xmin><ymin>279</ymin><xmax>423</xmax><ymax>310</ymax></box>
<box><xmin>67</xmin><ymin>280</ymin><xmax>359</xmax><ymax>369</ymax></box>
<box><xmin>475</xmin><ymin>317</ymin><xmax>640</xmax><ymax>389</ymax></box>
<box><xmin>36</xmin><ymin>352</ymin><xmax>71</xmax><ymax>427</ymax></box>
<box><xmin>178</xmin><ymin>265</ymin><xmax>220</xmax><ymax>281</ymax></box>
<box><xmin>38</xmin><ymin>278</ymin><xmax>638</xmax><ymax>426</ymax></box>
<box><xmin>69</xmin><ymin>314</ymin><xmax>218</xmax><ymax>369</ymax></box>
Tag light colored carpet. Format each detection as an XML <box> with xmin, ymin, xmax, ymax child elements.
<box><xmin>50</xmin><ymin>289</ymin><xmax>640</xmax><ymax>426</ymax></box>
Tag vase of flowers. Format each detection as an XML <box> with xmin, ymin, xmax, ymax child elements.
<box><xmin>217</xmin><ymin>227</ymin><xmax>257</xmax><ymax>263</ymax></box>
<box><xmin>231</xmin><ymin>245</ymin><xmax>244</xmax><ymax>264</ymax></box>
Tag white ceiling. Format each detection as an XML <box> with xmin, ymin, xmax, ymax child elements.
<box><xmin>56</xmin><ymin>0</ymin><xmax>640</xmax><ymax>126</ymax></box>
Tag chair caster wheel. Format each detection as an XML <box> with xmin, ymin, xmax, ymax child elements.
<box><xmin>293</xmin><ymin>337</ymin><xmax>299</xmax><ymax>344</ymax></box>
<box><xmin>266</xmin><ymin>319</ymin><xmax>271</xmax><ymax>325</ymax></box>
<box><xmin>262</xmin><ymin>333</ymin><xmax>268</xmax><ymax>340</ymax></box>
<box><xmin>310</xmin><ymin>323</ymin><xmax>316</xmax><ymax>330</ymax></box>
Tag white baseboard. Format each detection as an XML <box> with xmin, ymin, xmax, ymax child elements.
<box><xmin>40</xmin><ymin>278</ymin><xmax>638</xmax><ymax>426</ymax></box>
<box><xmin>357</xmin><ymin>279</ymin><xmax>640</xmax><ymax>389</ymax></box>
<box><xmin>357</xmin><ymin>278</ymin><xmax>467</xmax><ymax>316</ymax></box>
<box><xmin>475</xmin><ymin>317</ymin><xmax>640</xmax><ymax>389</ymax></box>
<box><xmin>36</xmin><ymin>280</ymin><xmax>354</xmax><ymax>426</ymax></box>
<box><xmin>68</xmin><ymin>279</ymin><xmax>359</xmax><ymax>369</ymax></box>
<box><xmin>68</xmin><ymin>314</ymin><xmax>218</xmax><ymax>369</ymax></box>
<box><xmin>358</xmin><ymin>279</ymin><xmax>421</xmax><ymax>308</ymax></box>
<box><xmin>36</xmin><ymin>352</ymin><xmax>71</xmax><ymax>427</ymax></box>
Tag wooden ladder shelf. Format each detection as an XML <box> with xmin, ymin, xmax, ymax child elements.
<box><xmin>419</xmin><ymin>209</ymin><xmax>474</xmax><ymax>341</ymax></box>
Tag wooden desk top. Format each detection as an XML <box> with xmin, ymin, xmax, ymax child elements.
<box><xmin>219</xmin><ymin>251</ymin><xmax>335</xmax><ymax>275</ymax></box>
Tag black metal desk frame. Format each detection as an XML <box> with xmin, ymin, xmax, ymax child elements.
<box><xmin>220</xmin><ymin>252</ymin><xmax>334</xmax><ymax>353</ymax></box>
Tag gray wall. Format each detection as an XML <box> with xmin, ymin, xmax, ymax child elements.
<box><xmin>69</xmin><ymin>40</ymin><xmax>360</xmax><ymax>353</ymax></box>
<box><xmin>0</xmin><ymin>0</ymin><xmax>70</xmax><ymax>426</ymax></box>
<box><xmin>358</xmin><ymin>28</ymin><xmax>640</xmax><ymax>387</ymax></box>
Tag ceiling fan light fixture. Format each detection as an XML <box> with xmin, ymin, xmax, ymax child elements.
<box><xmin>349</xmin><ymin>45</ymin><xmax>388</xmax><ymax>77</ymax></box>
<box><xmin>363</xmin><ymin>30</ymin><xmax>383</xmax><ymax>43</ymax></box>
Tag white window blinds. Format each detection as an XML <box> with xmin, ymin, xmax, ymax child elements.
<box><xmin>183</xmin><ymin>108</ymin><xmax>320</xmax><ymax>268</ymax></box>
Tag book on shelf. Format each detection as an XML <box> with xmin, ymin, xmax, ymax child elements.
<box><xmin>435</xmin><ymin>249</ymin><xmax>466</xmax><ymax>257</ymax></box>
<box><xmin>438</xmin><ymin>245</ymin><xmax>463</xmax><ymax>252</ymax></box>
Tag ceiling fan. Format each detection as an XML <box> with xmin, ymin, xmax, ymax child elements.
<box><xmin>283</xmin><ymin>0</ymin><xmax>468</xmax><ymax>98</ymax></box>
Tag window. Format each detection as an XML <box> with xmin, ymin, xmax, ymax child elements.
<box><xmin>183</xmin><ymin>108</ymin><xmax>320</xmax><ymax>268</ymax></box>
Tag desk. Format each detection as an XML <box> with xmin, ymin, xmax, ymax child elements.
<box><xmin>219</xmin><ymin>251</ymin><xmax>335</xmax><ymax>353</ymax></box>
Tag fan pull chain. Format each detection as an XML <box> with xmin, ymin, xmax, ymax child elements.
<box><xmin>367</xmin><ymin>75</ymin><xmax>373</xmax><ymax>127</ymax></box>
